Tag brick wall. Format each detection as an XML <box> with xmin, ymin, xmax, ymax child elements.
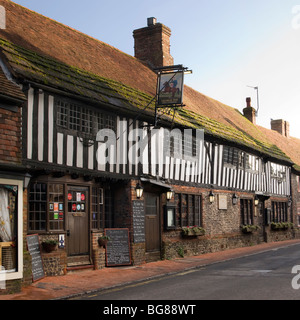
<box><xmin>0</xmin><ymin>106</ymin><xmax>22</xmax><ymax>164</ymax></box>
<box><xmin>133</xmin><ymin>21</ymin><xmax>174</xmax><ymax>69</ymax></box>
<box><xmin>291</xmin><ymin>172</ymin><xmax>300</xmax><ymax>239</ymax></box>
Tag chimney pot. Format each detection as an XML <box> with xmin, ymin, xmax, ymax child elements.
<box><xmin>147</xmin><ymin>17</ymin><xmax>157</xmax><ymax>26</ymax></box>
<box><xmin>246</xmin><ymin>97</ymin><xmax>251</xmax><ymax>108</ymax></box>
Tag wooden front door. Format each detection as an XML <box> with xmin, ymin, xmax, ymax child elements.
<box><xmin>67</xmin><ymin>186</ymin><xmax>89</xmax><ymax>256</ymax></box>
<box><xmin>145</xmin><ymin>193</ymin><xmax>160</xmax><ymax>254</ymax></box>
<box><xmin>257</xmin><ymin>199</ymin><xmax>266</xmax><ymax>241</ymax></box>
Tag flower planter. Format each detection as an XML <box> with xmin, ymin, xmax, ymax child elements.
<box><xmin>42</xmin><ymin>242</ymin><xmax>57</xmax><ymax>253</ymax></box>
<box><xmin>241</xmin><ymin>225</ymin><xmax>260</xmax><ymax>234</ymax></box>
<box><xmin>271</xmin><ymin>222</ymin><xmax>293</xmax><ymax>231</ymax></box>
<box><xmin>98</xmin><ymin>237</ymin><xmax>110</xmax><ymax>248</ymax></box>
<box><xmin>182</xmin><ymin>227</ymin><xmax>205</xmax><ymax>238</ymax></box>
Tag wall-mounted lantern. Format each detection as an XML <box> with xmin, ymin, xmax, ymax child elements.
<box><xmin>166</xmin><ymin>188</ymin><xmax>174</xmax><ymax>201</ymax></box>
<box><xmin>135</xmin><ymin>183</ymin><xmax>144</xmax><ymax>199</ymax></box>
<box><xmin>232</xmin><ymin>193</ymin><xmax>238</xmax><ymax>205</ymax></box>
<box><xmin>209</xmin><ymin>191</ymin><xmax>215</xmax><ymax>204</ymax></box>
<box><xmin>23</xmin><ymin>173</ymin><xmax>31</xmax><ymax>190</ymax></box>
<box><xmin>288</xmin><ymin>196</ymin><xmax>292</xmax><ymax>208</ymax></box>
<box><xmin>254</xmin><ymin>195</ymin><xmax>259</xmax><ymax>206</ymax></box>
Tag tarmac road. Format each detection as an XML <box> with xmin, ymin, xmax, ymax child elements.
<box><xmin>76</xmin><ymin>243</ymin><xmax>300</xmax><ymax>300</ymax></box>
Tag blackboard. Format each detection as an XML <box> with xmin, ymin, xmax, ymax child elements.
<box><xmin>105</xmin><ymin>229</ymin><xmax>131</xmax><ymax>267</ymax></box>
<box><xmin>26</xmin><ymin>234</ymin><xmax>45</xmax><ymax>282</ymax></box>
<box><xmin>132</xmin><ymin>200</ymin><xmax>145</xmax><ymax>243</ymax></box>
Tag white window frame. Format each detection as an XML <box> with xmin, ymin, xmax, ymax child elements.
<box><xmin>0</xmin><ymin>178</ymin><xmax>23</xmax><ymax>280</ymax></box>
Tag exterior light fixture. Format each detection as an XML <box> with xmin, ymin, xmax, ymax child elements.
<box><xmin>254</xmin><ymin>196</ymin><xmax>259</xmax><ymax>206</ymax></box>
<box><xmin>232</xmin><ymin>193</ymin><xmax>238</xmax><ymax>205</ymax></box>
<box><xmin>135</xmin><ymin>183</ymin><xmax>144</xmax><ymax>199</ymax></box>
<box><xmin>209</xmin><ymin>191</ymin><xmax>215</xmax><ymax>204</ymax></box>
<box><xmin>288</xmin><ymin>196</ymin><xmax>292</xmax><ymax>208</ymax></box>
<box><xmin>23</xmin><ymin>173</ymin><xmax>31</xmax><ymax>190</ymax></box>
<box><xmin>166</xmin><ymin>189</ymin><xmax>174</xmax><ymax>201</ymax></box>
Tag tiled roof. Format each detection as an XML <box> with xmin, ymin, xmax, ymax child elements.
<box><xmin>0</xmin><ymin>65</ymin><xmax>26</xmax><ymax>102</ymax></box>
<box><xmin>0</xmin><ymin>0</ymin><xmax>157</xmax><ymax>96</ymax></box>
<box><xmin>0</xmin><ymin>37</ymin><xmax>291</xmax><ymax>164</ymax></box>
<box><xmin>0</xmin><ymin>0</ymin><xmax>297</xmax><ymax>166</ymax></box>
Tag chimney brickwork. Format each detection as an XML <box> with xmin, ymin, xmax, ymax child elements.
<box><xmin>271</xmin><ymin>119</ymin><xmax>290</xmax><ymax>138</ymax></box>
<box><xmin>133</xmin><ymin>18</ymin><xmax>174</xmax><ymax>69</ymax></box>
<box><xmin>243</xmin><ymin>97</ymin><xmax>256</xmax><ymax>125</ymax></box>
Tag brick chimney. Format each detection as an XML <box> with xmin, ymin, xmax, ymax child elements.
<box><xmin>243</xmin><ymin>97</ymin><xmax>256</xmax><ymax>125</ymax></box>
<box><xmin>271</xmin><ymin>119</ymin><xmax>290</xmax><ymax>138</ymax></box>
<box><xmin>133</xmin><ymin>17</ymin><xmax>174</xmax><ymax>69</ymax></box>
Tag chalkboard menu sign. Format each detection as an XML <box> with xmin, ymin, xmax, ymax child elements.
<box><xmin>26</xmin><ymin>234</ymin><xmax>45</xmax><ymax>282</ymax></box>
<box><xmin>132</xmin><ymin>200</ymin><xmax>145</xmax><ymax>243</ymax></box>
<box><xmin>105</xmin><ymin>229</ymin><xmax>131</xmax><ymax>267</ymax></box>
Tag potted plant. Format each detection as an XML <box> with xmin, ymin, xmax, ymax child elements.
<box><xmin>98</xmin><ymin>235</ymin><xmax>110</xmax><ymax>248</ymax></box>
<box><xmin>42</xmin><ymin>239</ymin><xmax>58</xmax><ymax>253</ymax></box>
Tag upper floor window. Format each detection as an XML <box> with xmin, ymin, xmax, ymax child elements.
<box><xmin>56</xmin><ymin>99</ymin><xmax>116</xmax><ymax>135</ymax></box>
<box><xmin>223</xmin><ymin>146</ymin><xmax>240</xmax><ymax>168</ymax></box>
<box><xmin>270</xmin><ymin>163</ymin><xmax>286</xmax><ymax>180</ymax></box>
<box><xmin>223</xmin><ymin>146</ymin><xmax>260</xmax><ymax>172</ymax></box>
<box><xmin>245</xmin><ymin>154</ymin><xmax>259</xmax><ymax>171</ymax></box>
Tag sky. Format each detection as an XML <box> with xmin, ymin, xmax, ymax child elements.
<box><xmin>11</xmin><ymin>0</ymin><xmax>300</xmax><ymax>139</ymax></box>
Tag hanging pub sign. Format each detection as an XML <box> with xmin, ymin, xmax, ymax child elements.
<box><xmin>157</xmin><ymin>70</ymin><xmax>184</xmax><ymax>106</ymax></box>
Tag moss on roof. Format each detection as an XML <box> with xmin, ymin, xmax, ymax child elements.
<box><xmin>0</xmin><ymin>37</ymin><xmax>292</xmax><ymax>164</ymax></box>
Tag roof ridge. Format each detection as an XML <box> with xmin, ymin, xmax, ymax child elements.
<box><xmin>6</xmin><ymin>0</ymin><xmax>138</xmax><ymax>62</ymax></box>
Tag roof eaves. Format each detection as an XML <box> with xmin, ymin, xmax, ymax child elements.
<box><xmin>0</xmin><ymin>37</ymin><xmax>293</xmax><ymax>165</ymax></box>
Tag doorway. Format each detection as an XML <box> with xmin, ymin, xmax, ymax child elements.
<box><xmin>257</xmin><ymin>199</ymin><xmax>267</xmax><ymax>242</ymax></box>
<box><xmin>67</xmin><ymin>186</ymin><xmax>89</xmax><ymax>258</ymax></box>
<box><xmin>144</xmin><ymin>192</ymin><xmax>161</xmax><ymax>262</ymax></box>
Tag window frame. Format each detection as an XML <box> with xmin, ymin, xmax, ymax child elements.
<box><xmin>28</xmin><ymin>182</ymin><xmax>65</xmax><ymax>233</ymax></box>
<box><xmin>240</xmin><ymin>198</ymin><xmax>254</xmax><ymax>226</ymax></box>
<box><xmin>271</xmin><ymin>201</ymin><xmax>288</xmax><ymax>223</ymax></box>
<box><xmin>28</xmin><ymin>180</ymin><xmax>111</xmax><ymax>233</ymax></box>
<box><xmin>91</xmin><ymin>187</ymin><xmax>104</xmax><ymax>230</ymax></box>
<box><xmin>55</xmin><ymin>98</ymin><xmax>116</xmax><ymax>136</ymax></box>
<box><xmin>175</xmin><ymin>193</ymin><xmax>202</xmax><ymax>228</ymax></box>
<box><xmin>0</xmin><ymin>178</ymin><xmax>23</xmax><ymax>281</ymax></box>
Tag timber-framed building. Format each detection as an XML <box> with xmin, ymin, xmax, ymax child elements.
<box><xmin>0</xmin><ymin>0</ymin><xmax>300</xmax><ymax>293</ymax></box>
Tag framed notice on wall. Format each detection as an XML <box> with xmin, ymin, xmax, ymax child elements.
<box><xmin>218</xmin><ymin>195</ymin><xmax>228</xmax><ymax>210</ymax></box>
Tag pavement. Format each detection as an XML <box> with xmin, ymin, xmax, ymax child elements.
<box><xmin>1</xmin><ymin>239</ymin><xmax>300</xmax><ymax>300</ymax></box>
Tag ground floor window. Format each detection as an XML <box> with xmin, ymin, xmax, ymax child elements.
<box><xmin>240</xmin><ymin>199</ymin><xmax>254</xmax><ymax>225</ymax></box>
<box><xmin>271</xmin><ymin>201</ymin><xmax>288</xmax><ymax>223</ymax></box>
<box><xmin>175</xmin><ymin>194</ymin><xmax>202</xmax><ymax>227</ymax></box>
<box><xmin>0</xmin><ymin>179</ymin><xmax>23</xmax><ymax>281</ymax></box>
<box><xmin>28</xmin><ymin>180</ymin><xmax>113</xmax><ymax>233</ymax></box>
<box><xmin>92</xmin><ymin>187</ymin><xmax>104</xmax><ymax>229</ymax></box>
